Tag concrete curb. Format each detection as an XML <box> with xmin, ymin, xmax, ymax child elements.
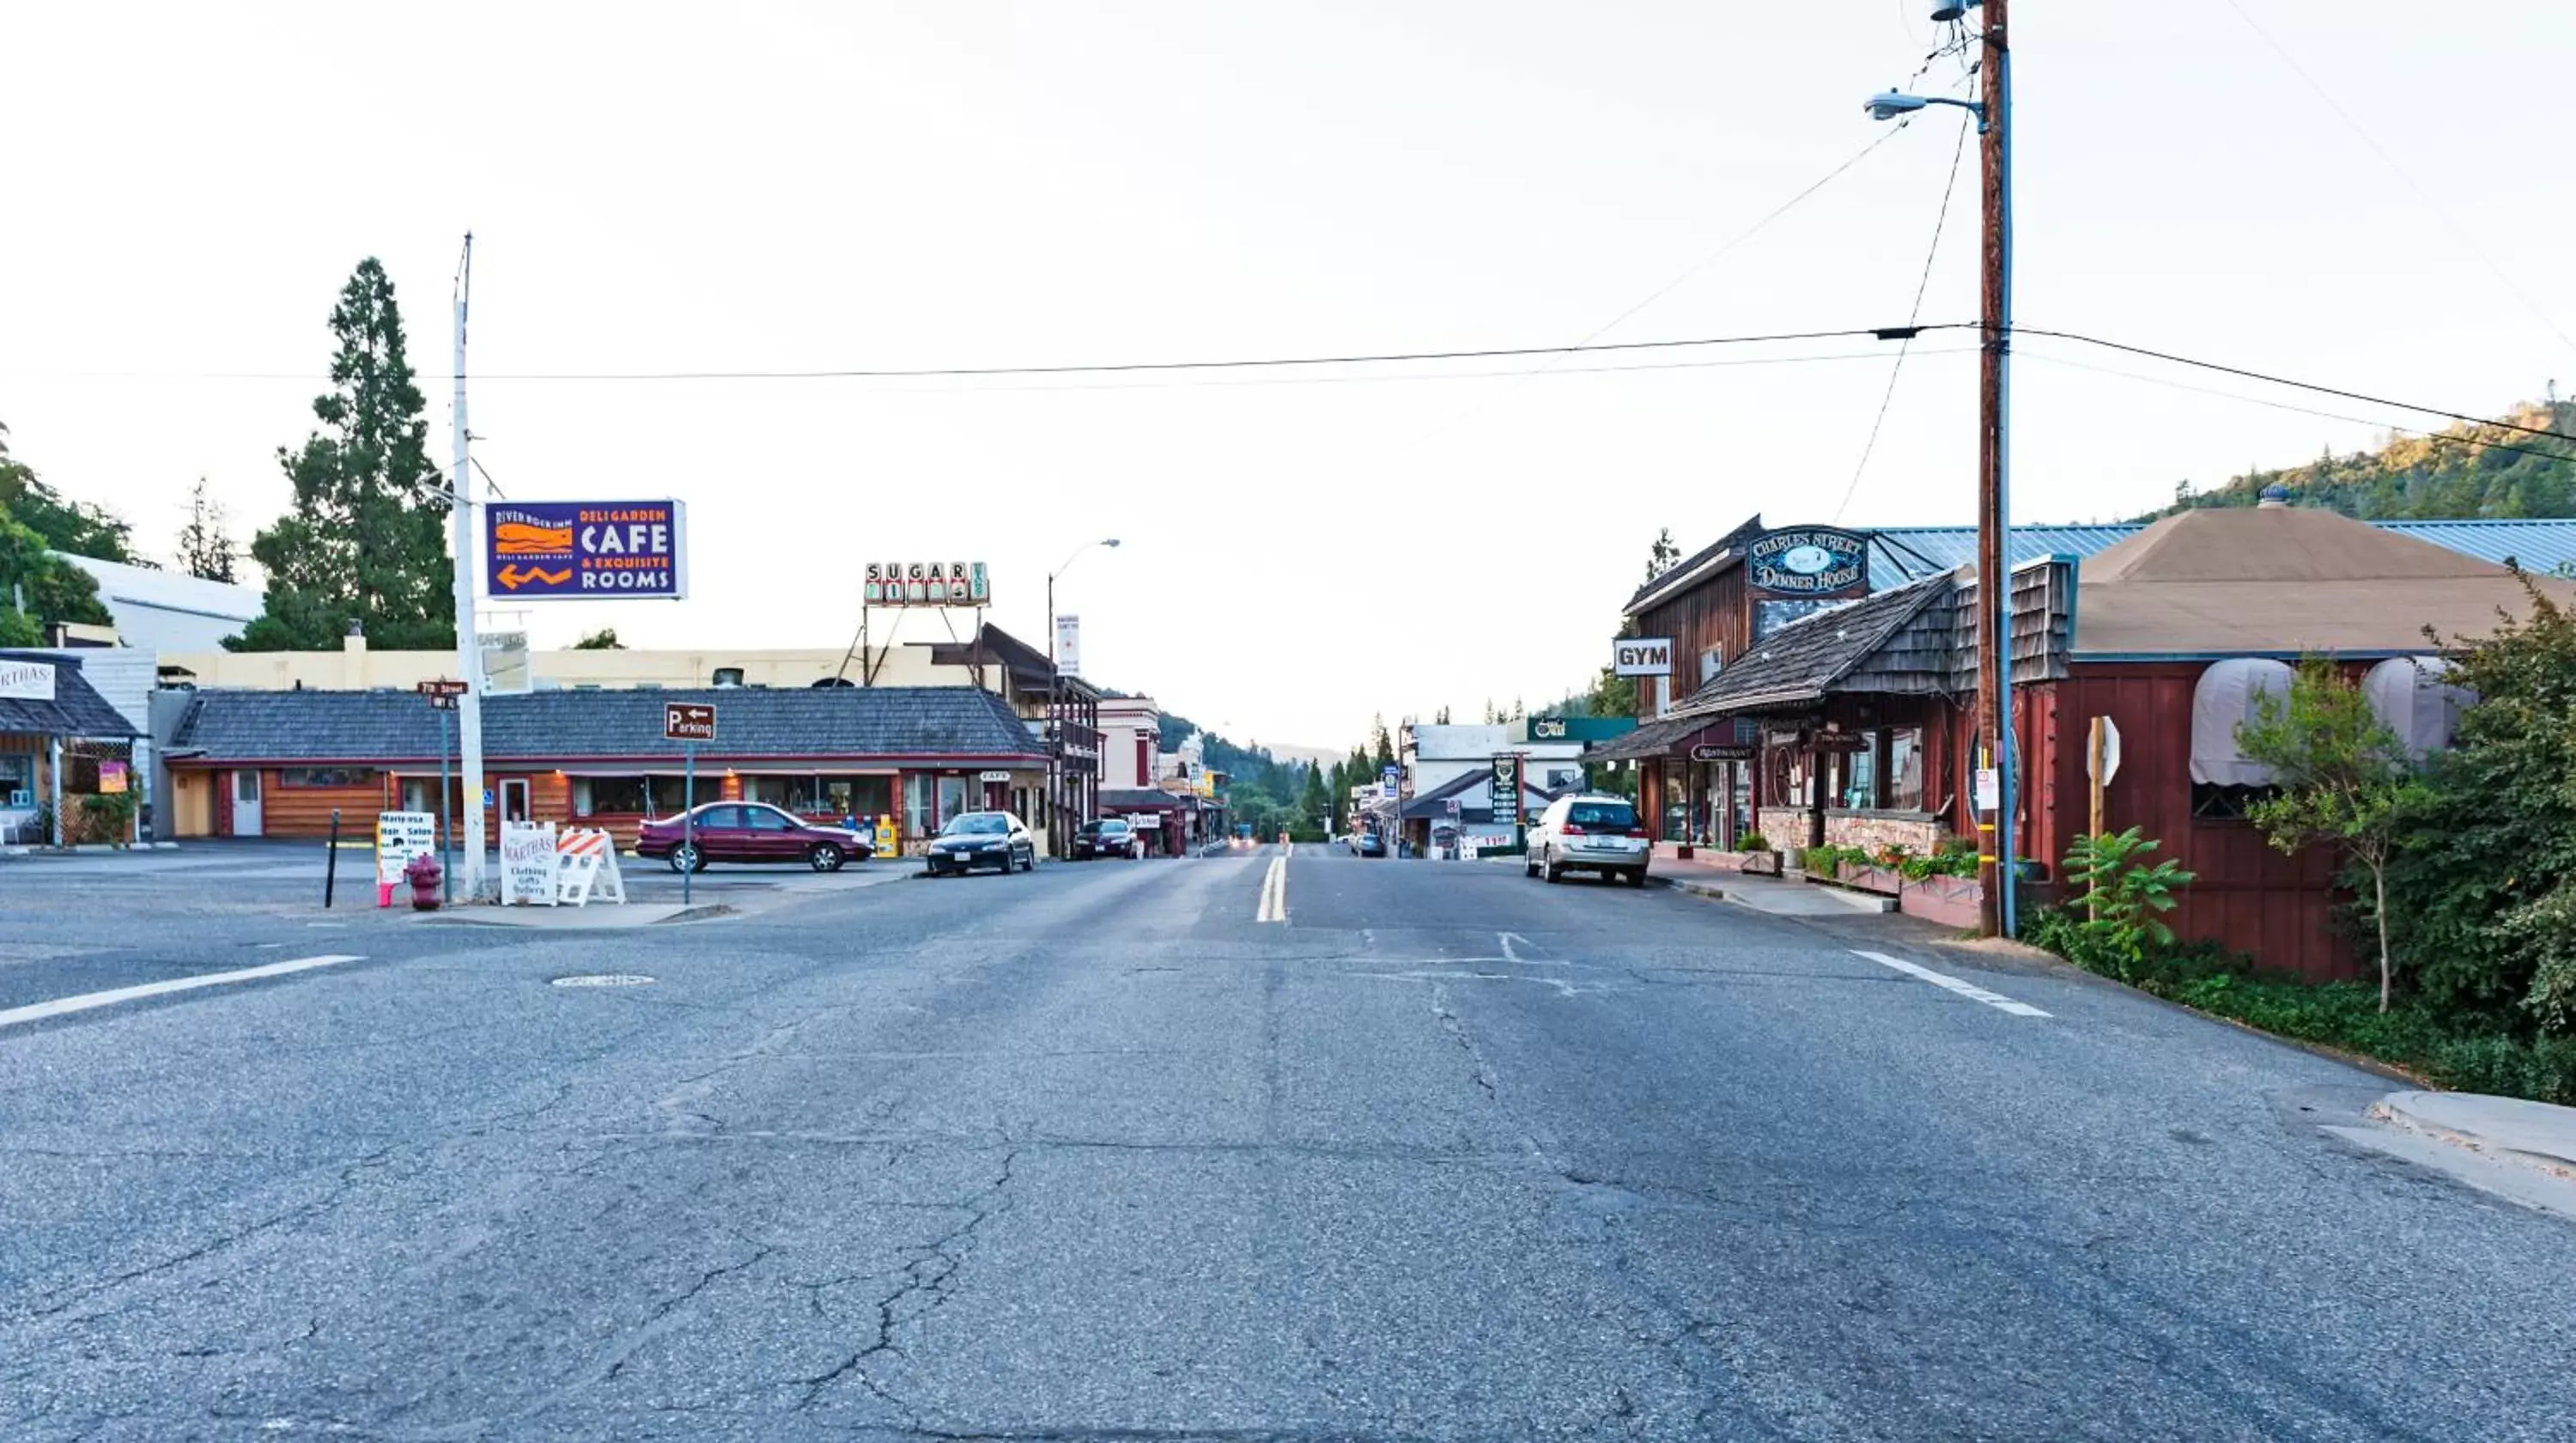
<box><xmin>2374</xmin><ymin>1090</ymin><xmax>2576</xmax><ymax>1174</ymax></box>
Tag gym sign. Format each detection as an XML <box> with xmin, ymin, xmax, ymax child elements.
<box><xmin>1611</xmin><ymin>637</ymin><xmax>1673</xmax><ymax>678</ymax></box>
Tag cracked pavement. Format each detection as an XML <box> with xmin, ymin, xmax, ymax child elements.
<box><xmin>3</xmin><ymin>843</ymin><xmax>2575</xmax><ymax>1439</ymax></box>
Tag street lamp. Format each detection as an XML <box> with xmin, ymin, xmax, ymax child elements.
<box><xmin>1863</xmin><ymin>0</ymin><xmax>2016</xmax><ymax>936</ymax></box>
<box><xmin>1047</xmin><ymin>538</ymin><xmax>1120</xmax><ymax>675</ymax></box>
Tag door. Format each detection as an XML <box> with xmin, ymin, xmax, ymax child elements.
<box><xmin>230</xmin><ymin>769</ymin><xmax>264</xmax><ymax>837</ymax></box>
<box><xmin>983</xmin><ymin>779</ymin><xmax>1010</xmax><ymax>812</ymax></box>
<box><xmin>689</xmin><ymin>803</ymin><xmax>749</xmax><ymax>860</ymax></box>
<box><xmin>499</xmin><ymin>778</ymin><xmax>531</xmax><ymax>825</ymax></box>
<box><xmin>740</xmin><ymin>804</ymin><xmax>802</xmax><ymax>860</ymax></box>
<box><xmin>936</xmin><ymin>776</ymin><xmax>969</xmax><ymax>829</ymax></box>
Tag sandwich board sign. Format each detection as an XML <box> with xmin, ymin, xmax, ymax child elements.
<box><xmin>500</xmin><ymin>821</ymin><xmax>559</xmax><ymax>906</ymax></box>
<box><xmin>375</xmin><ymin>812</ymin><xmax>437</xmax><ymax>885</ymax></box>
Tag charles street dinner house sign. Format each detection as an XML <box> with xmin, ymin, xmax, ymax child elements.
<box><xmin>1747</xmin><ymin>527</ymin><xmax>1868</xmax><ymax>598</ymax></box>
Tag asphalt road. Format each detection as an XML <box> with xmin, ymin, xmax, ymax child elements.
<box><xmin>3</xmin><ymin>843</ymin><xmax>2573</xmax><ymax>1440</ymax></box>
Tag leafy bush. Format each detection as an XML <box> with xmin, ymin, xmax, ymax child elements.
<box><xmin>2380</xmin><ymin>571</ymin><xmax>2576</xmax><ymax>1018</ymax></box>
<box><xmin>2059</xmin><ymin>828</ymin><xmax>2196</xmax><ymax>982</ymax></box>
<box><xmin>1898</xmin><ymin>836</ymin><xmax>1979</xmax><ymax>881</ymax></box>
<box><xmin>1798</xmin><ymin>843</ymin><xmax>1869</xmax><ymax>877</ymax></box>
<box><xmin>1733</xmin><ymin>831</ymin><xmax>1771</xmax><ymax>854</ymax></box>
<box><xmin>74</xmin><ymin>790</ymin><xmax>137</xmax><ymax>845</ymax></box>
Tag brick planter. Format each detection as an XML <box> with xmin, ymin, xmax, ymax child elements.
<box><xmin>1899</xmin><ymin>873</ymin><xmax>1984</xmax><ymax>929</ymax></box>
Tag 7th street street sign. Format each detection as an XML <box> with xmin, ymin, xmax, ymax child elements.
<box><xmin>417</xmin><ymin>679</ymin><xmax>467</xmax><ymax>710</ymax></box>
<box><xmin>664</xmin><ymin>703</ymin><xmax>716</xmax><ymax>742</ymax></box>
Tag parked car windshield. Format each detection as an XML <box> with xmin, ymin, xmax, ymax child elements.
<box><xmin>1566</xmin><ymin>801</ymin><xmax>1636</xmax><ymax>830</ymax></box>
<box><xmin>942</xmin><ymin>813</ymin><xmax>1009</xmax><ymax>836</ymax></box>
<box><xmin>1098</xmin><ymin>819</ymin><xmax>1131</xmax><ymax>834</ymax></box>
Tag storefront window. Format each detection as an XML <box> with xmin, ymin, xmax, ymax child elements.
<box><xmin>1660</xmin><ymin>758</ymin><xmax>1687</xmax><ymax>842</ymax></box>
<box><xmin>1</xmin><ymin>752</ymin><xmax>35</xmax><ymax>807</ymax></box>
<box><xmin>824</xmin><ymin>776</ymin><xmax>895</xmax><ymax>821</ymax></box>
<box><xmin>1763</xmin><ymin>738</ymin><xmax>1804</xmax><ymax>810</ymax></box>
<box><xmin>937</xmin><ymin>775</ymin><xmax>969</xmax><ymax>827</ymax></box>
<box><xmin>1887</xmin><ymin>728</ymin><xmax>1924</xmax><ymax>812</ymax></box>
<box><xmin>1841</xmin><ymin>746</ymin><xmax>1878</xmax><ymax>810</ymax></box>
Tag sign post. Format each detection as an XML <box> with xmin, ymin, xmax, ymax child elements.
<box><xmin>419</xmin><ymin>681</ymin><xmax>466</xmax><ymax>902</ymax></box>
<box><xmin>2087</xmin><ymin>715</ymin><xmax>2123</xmax><ymax>839</ymax></box>
<box><xmin>665</xmin><ymin>703</ymin><xmax>718</xmax><ymax>908</ymax></box>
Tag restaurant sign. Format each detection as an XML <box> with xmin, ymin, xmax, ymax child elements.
<box><xmin>486</xmin><ymin>501</ymin><xmax>689</xmax><ymax>599</ymax></box>
<box><xmin>865</xmin><ymin>561</ymin><xmax>991</xmax><ymax>607</ymax></box>
<box><xmin>1747</xmin><ymin>527</ymin><xmax>1868</xmax><ymax>598</ymax></box>
<box><xmin>1689</xmin><ymin>743</ymin><xmax>1756</xmax><ymax>763</ymax></box>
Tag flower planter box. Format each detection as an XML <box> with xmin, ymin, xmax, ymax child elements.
<box><xmin>1833</xmin><ymin>861</ymin><xmax>1905</xmax><ymax>897</ymax></box>
<box><xmin>1700</xmin><ymin>849</ymin><xmax>1783</xmax><ymax>876</ymax></box>
<box><xmin>1899</xmin><ymin>872</ymin><xmax>1984</xmax><ymax>929</ymax></box>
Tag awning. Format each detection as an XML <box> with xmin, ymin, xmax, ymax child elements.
<box><xmin>1587</xmin><ymin>714</ymin><xmax>1750</xmax><ymax>764</ymax></box>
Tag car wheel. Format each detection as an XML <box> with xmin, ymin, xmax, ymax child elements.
<box><xmin>668</xmin><ymin>843</ymin><xmax>702</xmax><ymax>874</ymax></box>
<box><xmin>1544</xmin><ymin>857</ymin><xmax>1563</xmax><ymax>884</ymax></box>
<box><xmin>1627</xmin><ymin>868</ymin><xmax>1649</xmax><ymax>887</ymax></box>
<box><xmin>1523</xmin><ymin>855</ymin><xmax>1538</xmax><ymax>879</ymax></box>
<box><xmin>808</xmin><ymin>843</ymin><xmax>845</xmax><ymax>873</ymax></box>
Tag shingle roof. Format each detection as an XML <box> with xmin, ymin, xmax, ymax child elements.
<box><xmin>1623</xmin><ymin>514</ymin><xmax>1765</xmax><ymax>616</ymax></box>
<box><xmin>0</xmin><ymin>651</ymin><xmax>143</xmax><ymax>737</ymax></box>
<box><xmin>1669</xmin><ymin>575</ymin><xmax>1954</xmax><ymax>717</ymax></box>
<box><xmin>168</xmin><ymin>685</ymin><xmax>1048</xmax><ymax>765</ymax></box>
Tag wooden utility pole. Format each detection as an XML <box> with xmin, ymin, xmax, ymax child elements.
<box><xmin>1973</xmin><ymin>0</ymin><xmax>2014</xmax><ymax>935</ymax></box>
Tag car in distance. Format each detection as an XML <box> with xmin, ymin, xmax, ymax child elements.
<box><xmin>1355</xmin><ymin>831</ymin><xmax>1388</xmax><ymax>858</ymax></box>
<box><xmin>1524</xmin><ymin>795</ymin><xmax>1651</xmax><ymax>886</ymax></box>
<box><xmin>635</xmin><ymin>802</ymin><xmax>875</xmax><ymax>874</ymax></box>
<box><xmin>927</xmin><ymin>811</ymin><xmax>1037</xmax><ymax>876</ymax></box>
<box><xmin>1072</xmin><ymin>817</ymin><xmax>1143</xmax><ymax>860</ymax></box>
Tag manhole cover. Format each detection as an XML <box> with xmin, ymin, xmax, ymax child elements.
<box><xmin>550</xmin><ymin>973</ymin><xmax>656</xmax><ymax>988</ymax></box>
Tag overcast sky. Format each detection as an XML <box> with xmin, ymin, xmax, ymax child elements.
<box><xmin>5</xmin><ymin>2</ymin><xmax>2572</xmax><ymax>749</ymax></box>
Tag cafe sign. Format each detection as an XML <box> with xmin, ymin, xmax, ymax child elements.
<box><xmin>1747</xmin><ymin>527</ymin><xmax>1868</xmax><ymax>598</ymax></box>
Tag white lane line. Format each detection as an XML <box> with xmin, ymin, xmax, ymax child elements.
<box><xmin>1256</xmin><ymin>854</ymin><xmax>1289</xmax><ymax>923</ymax></box>
<box><xmin>0</xmin><ymin>955</ymin><xmax>367</xmax><ymax>1031</ymax></box>
<box><xmin>1852</xmin><ymin>950</ymin><xmax>2050</xmax><ymax>1018</ymax></box>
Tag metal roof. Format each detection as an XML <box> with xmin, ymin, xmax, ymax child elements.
<box><xmin>1868</xmin><ymin>519</ymin><xmax>2576</xmax><ymax>588</ymax></box>
<box><xmin>2378</xmin><ymin>520</ymin><xmax>2576</xmax><ymax>576</ymax></box>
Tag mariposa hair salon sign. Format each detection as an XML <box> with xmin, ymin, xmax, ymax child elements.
<box><xmin>1747</xmin><ymin>528</ymin><xmax>1868</xmax><ymax>598</ymax></box>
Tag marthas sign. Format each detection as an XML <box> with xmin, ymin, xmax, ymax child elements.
<box><xmin>484</xmin><ymin>502</ymin><xmax>689</xmax><ymax>599</ymax></box>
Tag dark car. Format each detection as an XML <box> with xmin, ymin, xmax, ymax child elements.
<box><xmin>927</xmin><ymin>811</ymin><xmax>1036</xmax><ymax>876</ymax></box>
<box><xmin>1072</xmin><ymin>817</ymin><xmax>1141</xmax><ymax>861</ymax></box>
<box><xmin>635</xmin><ymin>801</ymin><xmax>874</xmax><ymax>874</ymax></box>
<box><xmin>1356</xmin><ymin>831</ymin><xmax>1388</xmax><ymax>858</ymax></box>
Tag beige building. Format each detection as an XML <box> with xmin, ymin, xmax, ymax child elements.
<box><xmin>160</xmin><ymin>634</ymin><xmax>1000</xmax><ymax>695</ymax></box>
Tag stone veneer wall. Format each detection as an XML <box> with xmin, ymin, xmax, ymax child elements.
<box><xmin>1823</xmin><ymin>813</ymin><xmax>1942</xmax><ymax>855</ymax></box>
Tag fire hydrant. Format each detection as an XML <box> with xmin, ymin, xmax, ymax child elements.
<box><xmin>404</xmin><ymin>853</ymin><xmax>444</xmax><ymax>911</ymax></box>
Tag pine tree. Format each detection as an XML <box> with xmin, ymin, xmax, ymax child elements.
<box><xmin>174</xmin><ymin>478</ymin><xmax>239</xmax><ymax>582</ymax></box>
<box><xmin>234</xmin><ymin>259</ymin><xmax>456</xmax><ymax>651</ymax></box>
<box><xmin>1296</xmin><ymin>761</ymin><xmax>1329</xmax><ymax>837</ymax></box>
<box><xmin>1646</xmin><ymin>526</ymin><xmax>1680</xmax><ymax>580</ymax></box>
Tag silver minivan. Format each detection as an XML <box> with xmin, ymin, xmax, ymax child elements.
<box><xmin>1524</xmin><ymin>795</ymin><xmax>1651</xmax><ymax>886</ymax></box>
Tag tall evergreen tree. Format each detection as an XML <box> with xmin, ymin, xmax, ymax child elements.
<box><xmin>174</xmin><ymin>478</ymin><xmax>239</xmax><ymax>583</ymax></box>
<box><xmin>234</xmin><ymin>259</ymin><xmax>456</xmax><ymax>651</ymax></box>
<box><xmin>1296</xmin><ymin>759</ymin><xmax>1330</xmax><ymax>837</ymax></box>
<box><xmin>0</xmin><ymin>423</ymin><xmax>138</xmax><ymax>563</ymax></box>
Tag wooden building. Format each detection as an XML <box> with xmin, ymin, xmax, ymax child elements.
<box><xmin>1</xmin><ymin>651</ymin><xmax>145</xmax><ymax>846</ymax></box>
<box><xmin>1611</xmin><ymin>502</ymin><xmax>2575</xmax><ymax>980</ymax></box>
<box><xmin>160</xmin><ymin>685</ymin><xmax>1052</xmax><ymax>855</ymax></box>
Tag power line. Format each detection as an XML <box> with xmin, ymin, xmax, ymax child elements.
<box><xmin>2005</xmin><ymin>326</ymin><xmax>2576</xmax><ymax>445</ymax></box>
<box><xmin>2019</xmin><ymin>348</ymin><xmax>2573</xmax><ymax>467</ymax></box>
<box><xmin>1833</xmin><ymin>108</ymin><xmax>1973</xmax><ymax>524</ymax></box>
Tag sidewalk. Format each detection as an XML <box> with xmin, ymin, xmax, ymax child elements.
<box><xmin>1651</xmin><ymin>852</ymin><xmax>1897</xmax><ymax>917</ymax></box>
<box><xmin>2325</xmin><ymin>1090</ymin><xmax>2576</xmax><ymax>1221</ymax></box>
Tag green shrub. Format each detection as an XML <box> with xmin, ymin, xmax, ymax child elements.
<box><xmin>2060</xmin><ymin>828</ymin><xmax>2196</xmax><ymax>982</ymax></box>
<box><xmin>1734</xmin><ymin>832</ymin><xmax>1771</xmax><ymax>854</ymax></box>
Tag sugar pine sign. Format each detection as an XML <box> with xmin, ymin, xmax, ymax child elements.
<box><xmin>485</xmin><ymin>502</ymin><xmax>689</xmax><ymax>599</ymax></box>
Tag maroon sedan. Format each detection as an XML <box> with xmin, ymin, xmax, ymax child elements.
<box><xmin>635</xmin><ymin>802</ymin><xmax>875</xmax><ymax>874</ymax></box>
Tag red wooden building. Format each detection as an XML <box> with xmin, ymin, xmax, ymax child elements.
<box><xmin>1597</xmin><ymin>502</ymin><xmax>2576</xmax><ymax>981</ymax></box>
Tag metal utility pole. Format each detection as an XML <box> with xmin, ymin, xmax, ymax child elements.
<box><xmin>1973</xmin><ymin>0</ymin><xmax>2016</xmax><ymax>936</ymax></box>
<box><xmin>450</xmin><ymin>234</ymin><xmax>488</xmax><ymax>900</ymax></box>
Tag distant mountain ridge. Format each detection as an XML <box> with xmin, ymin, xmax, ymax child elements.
<box><xmin>2143</xmin><ymin>398</ymin><xmax>2573</xmax><ymax>522</ymax></box>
